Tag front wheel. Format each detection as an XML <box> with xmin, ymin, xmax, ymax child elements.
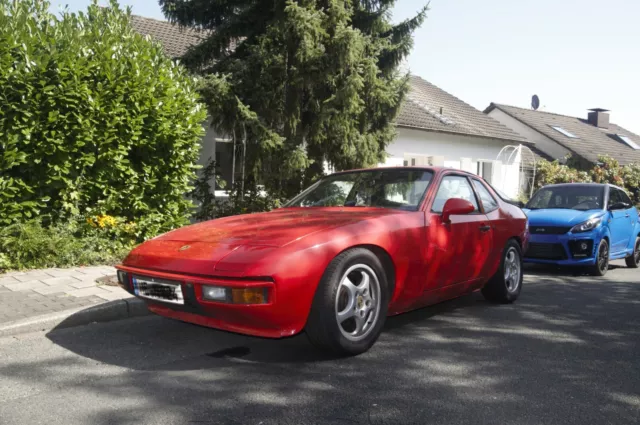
<box><xmin>625</xmin><ymin>237</ymin><xmax>640</xmax><ymax>268</ymax></box>
<box><xmin>591</xmin><ymin>239</ymin><xmax>609</xmax><ymax>276</ymax></box>
<box><xmin>305</xmin><ymin>248</ymin><xmax>390</xmax><ymax>356</ymax></box>
<box><xmin>482</xmin><ymin>240</ymin><xmax>523</xmax><ymax>304</ymax></box>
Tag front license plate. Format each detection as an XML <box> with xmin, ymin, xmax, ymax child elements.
<box><xmin>132</xmin><ymin>275</ymin><xmax>184</xmax><ymax>305</ymax></box>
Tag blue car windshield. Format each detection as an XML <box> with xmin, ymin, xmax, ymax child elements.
<box><xmin>526</xmin><ymin>186</ymin><xmax>604</xmax><ymax>211</ymax></box>
<box><xmin>285</xmin><ymin>169</ymin><xmax>434</xmax><ymax>211</ymax></box>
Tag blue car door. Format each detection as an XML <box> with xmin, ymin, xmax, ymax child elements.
<box><xmin>608</xmin><ymin>187</ymin><xmax>633</xmax><ymax>253</ymax></box>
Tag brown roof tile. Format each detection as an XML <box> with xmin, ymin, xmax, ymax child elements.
<box><xmin>130</xmin><ymin>15</ymin><xmax>205</xmax><ymax>58</ymax></box>
<box><xmin>396</xmin><ymin>76</ymin><xmax>528</xmax><ymax>144</ymax></box>
<box><xmin>486</xmin><ymin>103</ymin><xmax>640</xmax><ymax>165</ymax></box>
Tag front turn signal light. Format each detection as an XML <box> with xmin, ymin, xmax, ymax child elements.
<box><xmin>231</xmin><ymin>287</ymin><xmax>268</xmax><ymax>304</ymax></box>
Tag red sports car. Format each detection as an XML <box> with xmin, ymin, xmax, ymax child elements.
<box><xmin>115</xmin><ymin>167</ymin><xmax>528</xmax><ymax>355</ymax></box>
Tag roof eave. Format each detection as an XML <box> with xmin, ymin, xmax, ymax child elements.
<box><xmin>395</xmin><ymin>123</ymin><xmax>532</xmax><ymax>146</ymax></box>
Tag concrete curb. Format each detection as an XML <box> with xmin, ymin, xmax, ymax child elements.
<box><xmin>0</xmin><ymin>298</ymin><xmax>150</xmax><ymax>337</ymax></box>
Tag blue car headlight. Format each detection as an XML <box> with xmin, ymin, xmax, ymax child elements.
<box><xmin>570</xmin><ymin>217</ymin><xmax>602</xmax><ymax>233</ymax></box>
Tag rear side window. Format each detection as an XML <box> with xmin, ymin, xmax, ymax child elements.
<box><xmin>472</xmin><ymin>179</ymin><xmax>499</xmax><ymax>212</ymax></box>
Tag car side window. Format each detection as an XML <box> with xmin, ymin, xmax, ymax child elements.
<box><xmin>608</xmin><ymin>188</ymin><xmax>623</xmax><ymax>208</ymax></box>
<box><xmin>431</xmin><ymin>176</ymin><xmax>479</xmax><ymax>213</ymax></box>
<box><xmin>618</xmin><ymin>189</ymin><xmax>633</xmax><ymax>207</ymax></box>
<box><xmin>472</xmin><ymin>179</ymin><xmax>499</xmax><ymax>212</ymax></box>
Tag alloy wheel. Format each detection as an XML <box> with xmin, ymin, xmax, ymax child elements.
<box><xmin>504</xmin><ymin>247</ymin><xmax>521</xmax><ymax>292</ymax></box>
<box><xmin>598</xmin><ymin>241</ymin><xmax>609</xmax><ymax>273</ymax></box>
<box><xmin>334</xmin><ymin>264</ymin><xmax>382</xmax><ymax>342</ymax></box>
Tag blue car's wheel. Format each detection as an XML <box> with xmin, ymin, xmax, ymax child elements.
<box><xmin>591</xmin><ymin>239</ymin><xmax>609</xmax><ymax>277</ymax></box>
<box><xmin>625</xmin><ymin>237</ymin><xmax>640</xmax><ymax>268</ymax></box>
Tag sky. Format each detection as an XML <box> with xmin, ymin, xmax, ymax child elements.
<box><xmin>50</xmin><ymin>0</ymin><xmax>640</xmax><ymax>134</ymax></box>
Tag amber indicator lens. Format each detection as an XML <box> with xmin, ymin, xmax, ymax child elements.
<box><xmin>231</xmin><ymin>287</ymin><xmax>268</xmax><ymax>304</ymax></box>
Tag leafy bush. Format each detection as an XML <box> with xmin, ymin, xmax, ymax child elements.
<box><xmin>534</xmin><ymin>157</ymin><xmax>591</xmax><ymax>189</ymax></box>
<box><xmin>192</xmin><ymin>178</ymin><xmax>282</xmax><ymax>222</ymax></box>
<box><xmin>0</xmin><ymin>219</ymin><xmax>133</xmax><ymax>270</ymax></box>
<box><xmin>534</xmin><ymin>155</ymin><xmax>640</xmax><ymax>206</ymax></box>
<box><xmin>0</xmin><ymin>0</ymin><xmax>206</xmax><ymax>227</ymax></box>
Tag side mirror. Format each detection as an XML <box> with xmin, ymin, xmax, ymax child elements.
<box><xmin>609</xmin><ymin>202</ymin><xmax>629</xmax><ymax>211</ymax></box>
<box><xmin>442</xmin><ymin>198</ymin><xmax>475</xmax><ymax>223</ymax></box>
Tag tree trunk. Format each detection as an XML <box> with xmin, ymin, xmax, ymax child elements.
<box><xmin>231</xmin><ymin>128</ymin><xmax>236</xmax><ymax>187</ymax></box>
<box><xmin>241</xmin><ymin>124</ymin><xmax>247</xmax><ymax>200</ymax></box>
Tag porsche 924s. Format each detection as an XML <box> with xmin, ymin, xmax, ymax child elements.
<box><xmin>116</xmin><ymin>167</ymin><xmax>528</xmax><ymax>355</ymax></box>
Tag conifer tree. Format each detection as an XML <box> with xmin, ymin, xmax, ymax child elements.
<box><xmin>160</xmin><ymin>0</ymin><xmax>428</xmax><ymax>198</ymax></box>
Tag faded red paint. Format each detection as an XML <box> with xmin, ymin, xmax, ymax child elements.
<box><xmin>116</xmin><ymin>167</ymin><xmax>528</xmax><ymax>339</ymax></box>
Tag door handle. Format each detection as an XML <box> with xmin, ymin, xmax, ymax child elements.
<box><xmin>479</xmin><ymin>225</ymin><xmax>491</xmax><ymax>232</ymax></box>
<box><xmin>625</xmin><ymin>214</ymin><xmax>630</xmax><ymax>218</ymax></box>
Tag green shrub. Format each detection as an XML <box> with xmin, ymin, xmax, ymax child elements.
<box><xmin>0</xmin><ymin>0</ymin><xmax>206</xmax><ymax>226</ymax></box>
<box><xmin>192</xmin><ymin>180</ymin><xmax>282</xmax><ymax>221</ymax></box>
<box><xmin>0</xmin><ymin>219</ymin><xmax>133</xmax><ymax>271</ymax></box>
<box><xmin>534</xmin><ymin>157</ymin><xmax>592</xmax><ymax>189</ymax></box>
<box><xmin>534</xmin><ymin>155</ymin><xmax>640</xmax><ymax>206</ymax></box>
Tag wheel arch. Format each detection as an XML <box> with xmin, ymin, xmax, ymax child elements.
<box><xmin>338</xmin><ymin>244</ymin><xmax>397</xmax><ymax>297</ymax></box>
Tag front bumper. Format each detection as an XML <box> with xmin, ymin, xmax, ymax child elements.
<box><xmin>114</xmin><ymin>265</ymin><xmax>304</xmax><ymax>339</ymax></box>
<box><xmin>524</xmin><ymin>231</ymin><xmax>600</xmax><ymax>266</ymax></box>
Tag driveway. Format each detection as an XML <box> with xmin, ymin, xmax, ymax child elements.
<box><xmin>1</xmin><ymin>261</ymin><xmax>639</xmax><ymax>424</ymax></box>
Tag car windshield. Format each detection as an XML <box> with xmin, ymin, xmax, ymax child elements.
<box><xmin>285</xmin><ymin>169</ymin><xmax>434</xmax><ymax>211</ymax></box>
<box><xmin>526</xmin><ymin>185</ymin><xmax>604</xmax><ymax>211</ymax></box>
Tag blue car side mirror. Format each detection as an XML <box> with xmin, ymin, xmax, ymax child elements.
<box><xmin>608</xmin><ymin>202</ymin><xmax>630</xmax><ymax>211</ymax></box>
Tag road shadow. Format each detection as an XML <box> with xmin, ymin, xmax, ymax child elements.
<box><xmin>0</xmin><ymin>268</ymin><xmax>638</xmax><ymax>424</ymax></box>
<box><xmin>43</xmin><ymin>290</ymin><xmax>487</xmax><ymax>369</ymax></box>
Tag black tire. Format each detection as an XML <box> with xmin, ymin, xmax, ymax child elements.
<box><xmin>625</xmin><ymin>237</ymin><xmax>640</xmax><ymax>268</ymax></box>
<box><xmin>482</xmin><ymin>239</ymin><xmax>523</xmax><ymax>304</ymax></box>
<box><xmin>305</xmin><ymin>248</ymin><xmax>390</xmax><ymax>356</ymax></box>
<box><xmin>591</xmin><ymin>239</ymin><xmax>609</xmax><ymax>276</ymax></box>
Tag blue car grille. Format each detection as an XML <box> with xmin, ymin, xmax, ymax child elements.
<box><xmin>530</xmin><ymin>226</ymin><xmax>571</xmax><ymax>235</ymax></box>
<box><xmin>525</xmin><ymin>243</ymin><xmax>568</xmax><ymax>260</ymax></box>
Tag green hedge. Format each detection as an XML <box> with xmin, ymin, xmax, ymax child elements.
<box><xmin>0</xmin><ymin>0</ymin><xmax>206</xmax><ymax>227</ymax></box>
<box><xmin>534</xmin><ymin>155</ymin><xmax>640</xmax><ymax>205</ymax></box>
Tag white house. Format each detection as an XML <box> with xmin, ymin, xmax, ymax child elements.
<box><xmin>130</xmin><ymin>15</ymin><xmax>534</xmax><ymax>199</ymax></box>
<box><xmin>384</xmin><ymin>76</ymin><xmax>532</xmax><ymax>197</ymax></box>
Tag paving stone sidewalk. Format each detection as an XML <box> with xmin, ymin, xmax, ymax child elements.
<box><xmin>0</xmin><ymin>266</ymin><xmax>132</xmax><ymax>324</ymax></box>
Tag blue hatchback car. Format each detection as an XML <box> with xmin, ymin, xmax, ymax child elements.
<box><xmin>523</xmin><ymin>183</ymin><xmax>640</xmax><ymax>276</ymax></box>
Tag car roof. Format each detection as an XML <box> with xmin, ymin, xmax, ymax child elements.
<box><xmin>541</xmin><ymin>182</ymin><xmax>624</xmax><ymax>191</ymax></box>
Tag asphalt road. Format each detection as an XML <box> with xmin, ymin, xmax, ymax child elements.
<box><xmin>1</xmin><ymin>261</ymin><xmax>639</xmax><ymax>425</ymax></box>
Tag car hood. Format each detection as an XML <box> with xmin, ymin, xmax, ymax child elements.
<box><xmin>122</xmin><ymin>208</ymin><xmax>403</xmax><ymax>275</ymax></box>
<box><xmin>523</xmin><ymin>208</ymin><xmax>604</xmax><ymax>226</ymax></box>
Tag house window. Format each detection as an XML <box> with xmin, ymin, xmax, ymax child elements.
<box><xmin>477</xmin><ymin>161</ymin><xmax>493</xmax><ymax>184</ymax></box>
<box><xmin>550</xmin><ymin>126</ymin><xmax>579</xmax><ymax>139</ymax></box>
<box><xmin>403</xmin><ymin>160</ymin><xmax>408</xmax><ymax>166</ymax></box>
<box><xmin>617</xmin><ymin>135</ymin><xmax>640</xmax><ymax>150</ymax></box>
<box><xmin>411</xmin><ymin>158</ymin><xmax>416</xmax><ymax>166</ymax></box>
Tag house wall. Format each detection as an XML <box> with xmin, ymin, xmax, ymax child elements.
<box><xmin>487</xmin><ymin>108</ymin><xmax>571</xmax><ymax>160</ymax></box>
<box><xmin>380</xmin><ymin>127</ymin><xmax>521</xmax><ymax>198</ymax></box>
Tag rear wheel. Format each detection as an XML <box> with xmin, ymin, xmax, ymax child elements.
<box><xmin>305</xmin><ymin>248</ymin><xmax>389</xmax><ymax>356</ymax></box>
<box><xmin>591</xmin><ymin>239</ymin><xmax>609</xmax><ymax>276</ymax></box>
<box><xmin>482</xmin><ymin>240</ymin><xmax>523</xmax><ymax>304</ymax></box>
<box><xmin>625</xmin><ymin>237</ymin><xmax>640</xmax><ymax>268</ymax></box>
